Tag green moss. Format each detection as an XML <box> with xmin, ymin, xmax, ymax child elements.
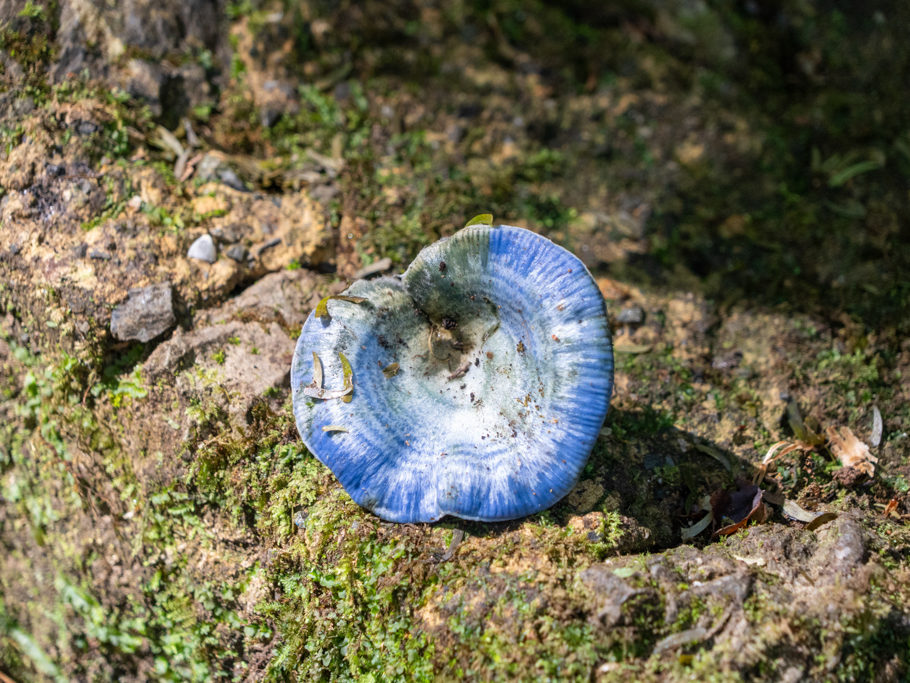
<box><xmin>260</xmin><ymin>501</ymin><xmax>435</xmax><ymax>680</ymax></box>
<box><xmin>2</xmin><ymin>1</ymin><xmax>910</xmax><ymax>678</ymax></box>
<box><xmin>588</xmin><ymin>511</ymin><xmax>625</xmax><ymax>559</ymax></box>
<box><xmin>0</xmin><ymin>340</ymin><xmax>271</xmax><ymax>680</ymax></box>
<box><xmin>836</xmin><ymin>608</ymin><xmax>910</xmax><ymax>680</ymax></box>
<box><xmin>815</xmin><ymin>347</ymin><xmax>880</xmax><ymax>389</ymax></box>
<box><xmin>0</xmin><ymin>0</ymin><xmax>56</xmax><ymax>94</ymax></box>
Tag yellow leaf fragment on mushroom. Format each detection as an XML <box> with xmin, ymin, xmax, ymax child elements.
<box><xmin>826</xmin><ymin>425</ymin><xmax>878</xmax><ymax>477</ymax></box>
<box><xmin>339</xmin><ymin>352</ymin><xmax>354</xmax><ymax>403</ymax></box>
<box><xmin>314</xmin><ymin>295</ymin><xmax>367</xmax><ymax>319</ymax></box>
<box><xmin>322</xmin><ymin>425</ymin><xmax>349</xmax><ymax>433</ymax></box>
<box><xmin>312</xmin><ymin>351</ymin><xmax>323</xmax><ymax>387</ymax></box>
<box><xmin>464</xmin><ymin>213</ymin><xmax>493</xmax><ymax>227</ymax></box>
<box><xmin>302</xmin><ymin>352</ymin><xmax>353</xmax><ymax>400</ymax></box>
<box><xmin>382</xmin><ymin>362</ymin><xmax>400</xmax><ymax>378</ymax></box>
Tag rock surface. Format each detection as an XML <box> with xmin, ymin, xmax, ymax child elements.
<box><xmin>1</xmin><ymin>2</ymin><xmax>908</xmax><ymax>682</ymax></box>
<box><xmin>109</xmin><ymin>283</ymin><xmax>176</xmax><ymax>342</ymax></box>
<box><xmin>145</xmin><ymin>319</ymin><xmax>291</xmax><ymax>424</ymax></box>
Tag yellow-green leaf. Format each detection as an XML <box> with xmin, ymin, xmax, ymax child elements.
<box><xmin>339</xmin><ymin>352</ymin><xmax>353</xmax><ymax>403</ymax></box>
<box><xmin>312</xmin><ymin>351</ymin><xmax>323</xmax><ymax>388</ymax></box>
<box><xmin>382</xmin><ymin>362</ymin><xmax>400</xmax><ymax>378</ymax></box>
<box><xmin>301</xmin><ymin>351</ymin><xmax>352</xmax><ymax>400</ymax></box>
<box><xmin>465</xmin><ymin>213</ymin><xmax>493</xmax><ymax>227</ymax></box>
<box><xmin>314</xmin><ymin>295</ymin><xmax>367</xmax><ymax>319</ymax></box>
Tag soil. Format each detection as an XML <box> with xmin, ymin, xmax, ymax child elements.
<box><xmin>1</xmin><ymin>1</ymin><xmax>909</xmax><ymax>681</ymax></box>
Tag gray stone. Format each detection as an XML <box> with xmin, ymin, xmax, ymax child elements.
<box><xmin>616</xmin><ymin>305</ymin><xmax>645</xmax><ymax>325</ymax></box>
<box><xmin>110</xmin><ymin>283</ymin><xmax>175</xmax><ymax>342</ymax></box>
<box><xmin>653</xmin><ymin>626</ymin><xmax>707</xmax><ymax>654</ymax></box>
<box><xmin>211</xmin><ymin>224</ymin><xmax>243</xmax><ymax>243</ymax></box>
<box><xmin>176</xmin><ymin>62</ymin><xmax>212</xmax><ymax>112</ymax></box>
<box><xmin>256</xmin><ymin>237</ymin><xmax>281</xmax><ymax>256</ymax></box>
<box><xmin>711</xmin><ymin>350</ymin><xmax>743</xmax><ymax>370</ymax></box>
<box><xmin>643</xmin><ymin>452</ymin><xmax>673</xmax><ymax>470</ymax></box>
<box><xmin>76</xmin><ymin>120</ymin><xmax>99</xmax><ymax>135</ymax></box>
<box><xmin>125</xmin><ymin>59</ymin><xmax>166</xmax><ymax>113</ymax></box>
<box><xmin>814</xmin><ymin>516</ymin><xmax>867</xmax><ymax>582</ymax></box>
<box><xmin>225</xmin><ymin>244</ymin><xmax>248</xmax><ymax>262</ymax></box>
<box><xmin>195</xmin><ymin>154</ymin><xmax>221</xmax><ymax>182</ymax></box>
<box><xmin>217</xmin><ymin>167</ymin><xmax>248</xmax><ymax>192</ymax></box>
<box><xmin>52</xmin><ymin>0</ymin><xmax>221</xmax><ymax>82</ymax></box>
<box><xmin>187</xmin><ymin>234</ymin><xmax>216</xmax><ymax>263</ymax></box>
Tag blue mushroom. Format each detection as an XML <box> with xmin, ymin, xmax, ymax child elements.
<box><xmin>291</xmin><ymin>222</ymin><xmax>614</xmax><ymax>522</ymax></box>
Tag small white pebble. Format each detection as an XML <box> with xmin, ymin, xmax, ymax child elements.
<box><xmin>187</xmin><ymin>234</ymin><xmax>216</xmax><ymax>263</ymax></box>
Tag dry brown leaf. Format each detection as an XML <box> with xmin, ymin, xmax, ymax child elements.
<box><xmin>712</xmin><ymin>481</ymin><xmax>768</xmax><ymax>537</ymax></box>
<box><xmin>826</xmin><ymin>425</ymin><xmax>878</xmax><ymax>477</ymax></box>
<box><xmin>753</xmin><ymin>439</ymin><xmax>814</xmax><ymax>485</ymax></box>
<box><xmin>805</xmin><ymin>512</ymin><xmax>838</xmax><ymax>531</ymax></box>
<box><xmin>782</xmin><ymin>500</ymin><xmax>837</xmax><ymax>530</ymax></box>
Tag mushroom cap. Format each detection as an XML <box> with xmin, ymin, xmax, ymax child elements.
<box><xmin>291</xmin><ymin>224</ymin><xmax>613</xmax><ymax>522</ymax></box>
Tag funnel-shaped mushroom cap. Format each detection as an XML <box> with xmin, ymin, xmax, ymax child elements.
<box><xmin>291</xmin><ymin>224</ymin><xmax>613</xmax><ymax>522</ymax></box>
